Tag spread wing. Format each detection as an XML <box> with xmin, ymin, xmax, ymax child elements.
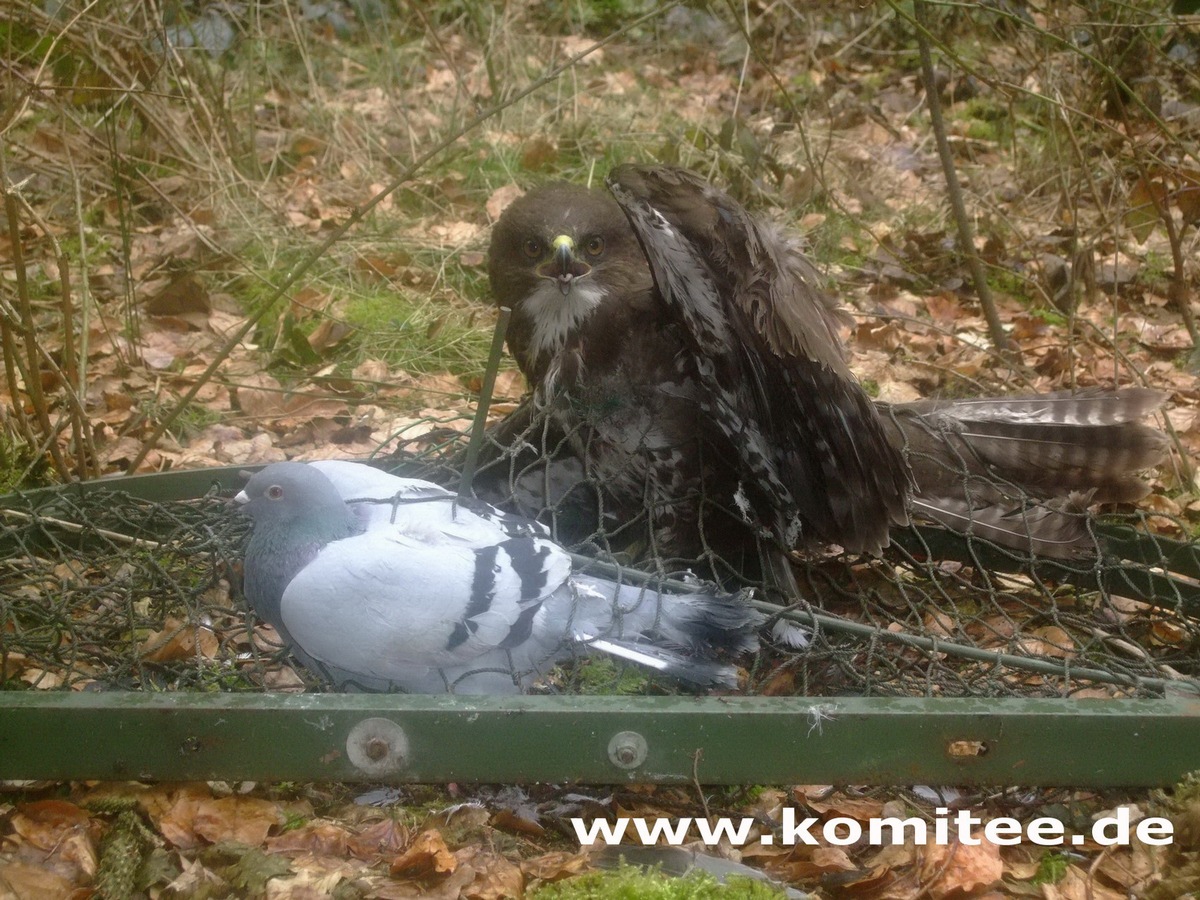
<box><xmin>606</xmin><ymin>164</ymin><xmax>911</xmax><ymax>554</ymax></box>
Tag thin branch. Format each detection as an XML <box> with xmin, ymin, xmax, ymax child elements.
<box><xmin>1</xmin><ymin>156</ymin><xmax>71</xmax><ymax>480</ymax></box>
<box><xmin>913</xmin><ymin>0</ymin><xmax>1014</xmax><ymax>355</ymax></box>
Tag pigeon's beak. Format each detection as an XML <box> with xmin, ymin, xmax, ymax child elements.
<box><xmin>233</xmin><ymin>469</ymin><xmax>255</xmax><ymax>511</ymax></box>
<box><xmin>538</xmin><ymin>234</ymin><xmax>591</xmax><ymax>296</ymax></box>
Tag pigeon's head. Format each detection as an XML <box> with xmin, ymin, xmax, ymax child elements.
<box><xmin>236</xmin><ymin>462</ymin><xmax>349</xmax><ymax>528</ymax></box>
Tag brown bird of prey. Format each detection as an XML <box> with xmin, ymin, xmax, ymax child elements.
<box><xmin>476</xmin><ymin>164</ymin><xmax>1167</xmax><ymax>587</ymax></box>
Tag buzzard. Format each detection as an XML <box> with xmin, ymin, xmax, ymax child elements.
<box><xmin>477</xmin><ymin>165</ymin><xmax>1167</xmax><ymax>587</ymax></box>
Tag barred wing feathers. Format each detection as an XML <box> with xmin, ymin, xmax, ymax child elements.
<box><xmin>606</xmin><ymin>164</ymin><xmax>911</xmax><ymax>555</ymax></box>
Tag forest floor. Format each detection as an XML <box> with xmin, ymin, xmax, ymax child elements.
<box><xmin>2</xmin><ymin>1</ymin><xmax>1200</xmax><ymax>897</ymax></box>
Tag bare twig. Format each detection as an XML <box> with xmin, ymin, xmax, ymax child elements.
<box><xmin>11</xmin><ymin>185</ymin><xmax>99</xmax><ymax>481</ymax></box>
<box><xmin>913</xmin><ymin>0</ymin><xmax>1013</xmax><ymax>355</ymax></box>
<box><xmin>458</xmin><ymin>306</ymin><xmax>511</xmax><ymax>500</ymax></box>
<box><xmin>0</xmin><ymin>507</ymin><xmax>163</xmax><ymax>548</ymax></box>
<box><xmin>1</xmin><ymin>155</ymin><xmax>71</xmax><ymax>480</ymax></box>
<box><xmin>691</xmin><ymin>749</ymin><xmax>711</xmax><ymax>820</ymax></box>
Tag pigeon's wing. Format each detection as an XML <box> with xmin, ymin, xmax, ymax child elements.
<box><xmin>605</xmin><ymin>165</ymin><xmax>910</xmax><ymax>554</ymax></box>
<box><xmin>308</xmin><ymin>460</ymin><xmax>549</xmax><ymax>538</ymax></box>
<box><xmin>278</xmin><ymin>526</ymin><xmax>572</xmax><ymax>679</ymax></box>
<box><xmin>308</xmin><ymin>459</ymin><xmax>454</xmax><ymax>502</ymax></box>
<box><xmin>307</xmin><ymin>460</ymin><xmax>458</xmax><ymax>531</ymax></box>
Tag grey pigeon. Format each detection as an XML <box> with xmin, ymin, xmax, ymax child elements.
<box><xmin>237</xmin><ymin>461</ymin><xmax>761</xmax><ymax>694</ymax></box>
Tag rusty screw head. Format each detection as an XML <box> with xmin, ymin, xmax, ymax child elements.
<box><xmin>346</xmin><ymin>718</ymin><xmax>409</xmax><ymax>776</ymax></box>
<box><xmin>364</xmin><ymin>737</ymin><xmax>390</xmax><ymax>761</ymax></box>
<box><xmin>607</xmin><ymin>731</ymin><xmax>648</xmax><ymax>770</ymax></box>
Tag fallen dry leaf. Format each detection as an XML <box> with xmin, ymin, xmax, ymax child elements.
<box><xmin>236</xmin><ymin>372</ymin><xmax>290</xmax><ymax>419</ymax></box>
<box><xmin>349</xmin><ymin>817</ymin><xmax>411</xmax><ymax>862</ymax></box>
<box><xmin>486</xmin><ymin>184</ymin><xmax>524</xmax><ymax>222</ymax></box>
<box><xmin>1040</xmin><ymin>863</ymin><xmax>1128</xmax><ymax>899</ymax></box>
<box><xmin>0</xmin><ymin>860</ymin><xmax>81</xmax><ymax>899</ymax></box>
<box><xmin>139</xmin><ymin>617</ymin><xmax>219</xmax><ymax>663</ymax></box>
<box><xmin>266</xmin><ymin>821</ymin><xmax>353</xmax><ymax>858</ymax></box>
<box><xmin>262</xmin><ymin>852</ymin><xmax>363</xmax><ymax>898</ymax></box>
<box><xmin>455</xmin><ymin>845</ymin><xmax>524</xmax><ymax>900</ymax></box>
<box><xmin>193</xmin><ymin>796</ymin><xmax>285</xmax><ymax>847</ymax></box>
<box><xmin>167</xmin><ymin>854</ymin><xmax>229</xmax><ymax>895</ymax></box>
<box><xmin>519</xmin><ymin>850</ymin><xmax>592</xmax><ymax>883</ymax></box>
<box><xmin>389</xmin><ymin>829</ymin><xmax>457</xmax><ymax>878</ymax></box>
<box><xmin>918</xmin><ymin>838</ymin><xmax>1003</xmax><ymax>898</ymax></box>
<box><xmin>155</xmin><ymin>786</ymin><xmax>284</xmax><ymax>850</ymax></box>
<box><xmin>797</xmin><ymin>790</ymin><xmax>887</xmax><ymax>822</ymax></box>
<box><xmin>307</xmin><ymin>318</ymin><xmax>354</xmax><ymax>353</ymax></box>
<box><xmin>8</xmin><ymin>799</ymin><xmax>91</xmax><ymax>849</ymax></box>
<box><xmin>7</xmin><ymin>800</ymin><xmax>98</xmax><ymax>883</ymax></box>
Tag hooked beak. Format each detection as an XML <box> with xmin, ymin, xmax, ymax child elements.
<box><xmin>537</xmin><ymin>234</ymin><xmax>591</xmax><ymax>296</ymax></box>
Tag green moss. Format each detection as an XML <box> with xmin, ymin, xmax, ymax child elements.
<box><xmin>1032</xmin><ymin>851</ymin><xmax>1071</xmax><ymax>885</ymax></box>
<box><xmin>568</xmin><ymin>657</ymin><xmax>653</xmax><ymax>695</ymax></box>
<box><xmin>0</xmin><ymin>432</ymin><xmax>53</xmax><ymax>493</ymax></box>
<box><xmin>530</xmin><ymin>863</ymin><xmax>786</xmax><ymax>899</ymax></box>
<box><xmin>1029</xmin><ymin>307</ymin><xmax>1067</xmax><ymax>327</ymax></box>
<box><xmin>986</xmin><ymin>267</ymin><xmax>1033</xmax><ymax>304</ymax></box>
<box><xmin>279</xmin><ymin>810</ymin><xmax>309</xmax><ymax>833</ymax></box>
<box><xmin>717</xmin><ymin>784</ymin><xmax>770</xmax><ymax>805</ymax></box>
<box><xmin>174</xmin><ymin>403</ymin><xmax>226</xmax><ymax>441</ymax></box>
<box><xmin>341</xmin><ymin>290</ymin><xmax>497</xmax><ymax>376</ymax></box>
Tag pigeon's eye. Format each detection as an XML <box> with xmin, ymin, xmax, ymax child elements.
<box><xmin>583</xmin><ymin>236</ymin><xmax>605</xmax><ymax>257</ymax></box>
<box><xmin>522</xmin><ymin>239</ymin><xmax>542</xmax><ymax>259</ymax></box>
<box><xmin>266</xmin><ymin>484</ymin><xmax>284</xmax><ymax>500</ymax></box>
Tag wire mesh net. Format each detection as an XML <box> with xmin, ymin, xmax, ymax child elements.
<box><xmin>2</xmin><ymin>405</ymin><xmax>1197</xmax><ymax>701</ymax></box>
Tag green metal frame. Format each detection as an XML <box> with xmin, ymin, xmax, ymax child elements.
<box><xmin>2</xmin><ymin>693</ymin><xmax>1199</xmax><ymax>786</ymax></box>
<box><xmin>4</xmin><ymin>468</ymin><xmax>1200</xmax><ymax>786</ymax></box>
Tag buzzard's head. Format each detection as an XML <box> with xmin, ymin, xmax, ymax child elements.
<box><xmin>488</xmin><ymin>182</ymin><xmax>652</xmax><ymax>379</ymax></box>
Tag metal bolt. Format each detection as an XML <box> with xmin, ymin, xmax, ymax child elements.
<box><xmin>364</xmin><ymin>737</ymin><xmax>389</xmax><ymax>761</ymax></box>
<box><xmin>607</xmin><ymin>730</ymin><xmax>648</xmax><ymax>770</ymax></box>
<box><xmin>346</xmin><ymin>718</ymin><xmax>409</xmax><ymax>776</ymax></box>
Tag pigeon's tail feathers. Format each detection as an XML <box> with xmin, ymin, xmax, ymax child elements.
<box><xmin>769</xmin><ymin>618</ymin><xmax>812</xmax><ymax>650</ymax></box>
<box><xmin>584</xmin><ymin>637</ymin><xmax>742</xmax><ymax>688</ymax></box>
<box><xmin>651</xmin><ymin>588</ymin><xmax>764</xmax><ymax>656</ymax></box>
<box><xmin>562</xmin><ymin>575</ymin><xmax>762</xmax><ymax>656</ymax></box>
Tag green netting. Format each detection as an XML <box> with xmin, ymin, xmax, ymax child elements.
<box><xmin>2</xmin><ymin>410</ymin><xmax>1197</xmax><ymax>701</ymax></box>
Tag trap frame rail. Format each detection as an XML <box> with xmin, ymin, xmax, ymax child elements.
<box><xmin>2</xmin><ymin>692</ymin><xmax>1199</xmax><ymax>786</ymax></box>
<box><xmin>2</xmin><ymin>466</ymin><xmax>1200</xmax><ymax>787</ymax></box>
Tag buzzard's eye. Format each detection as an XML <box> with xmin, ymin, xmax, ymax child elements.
<box><xmin>583</xmin><ymin>236</ymin><xmax>605</xmax><ymax>257</ymax></box>
<box><xmin>266</xmin><ymin>484</ymin><xmax>284</xmax><ymax>500</ymax></box>
<box><xmin>522</xmin><ymin>239</ymin><xmax>542</xmax><ymax>259</ymax></box>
